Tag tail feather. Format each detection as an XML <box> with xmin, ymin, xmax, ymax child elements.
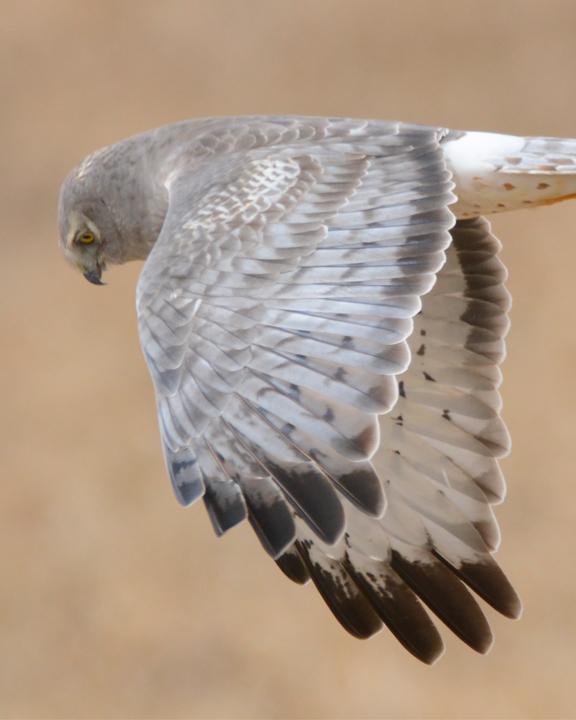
<box><xmin>503</xmin><ymin>136</ymin><xmax>576</xmax><ymax>174</ymax></box>
<box><xmin>443</xmin><ymin>130</ymin><xmax>576</xmax><ymax>217</ymax></box>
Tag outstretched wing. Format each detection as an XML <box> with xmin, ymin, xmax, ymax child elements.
<box><xmin>275</xmin><ymin>216</ymin><xmax>520</xmax><ymax>663</ymax></box>
<box><xmin>136</xmin><ymin>118</ymin><xmax>518</xmax><ymax>661</ymax></box>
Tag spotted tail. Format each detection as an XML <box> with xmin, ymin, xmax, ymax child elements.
<box><xmin>443</xmin><ymin>131</ymin><xmax>576</xmax><ymax>218</ymax></box>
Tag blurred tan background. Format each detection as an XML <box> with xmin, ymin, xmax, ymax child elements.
<box><xmin>2</xmin><ymin>1</ymin><xmax>576</xmax><ymax>717</ymax></box>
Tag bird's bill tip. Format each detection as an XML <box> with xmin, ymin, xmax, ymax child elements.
<box><xmin>83</xmin><ymin>268</ymin><xmax>105</xmax><ymax>285</ymax></box>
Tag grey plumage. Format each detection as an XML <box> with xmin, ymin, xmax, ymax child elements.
<box><xmin>59</xmin><ymin>116</ymin><xmax>576</xmax><ymax>663</ymax></box>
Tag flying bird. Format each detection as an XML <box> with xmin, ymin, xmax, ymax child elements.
<box><xmin>58</xmin><ymin>117</ymin><xmax>576</xmax><ymax>663</ymax></box>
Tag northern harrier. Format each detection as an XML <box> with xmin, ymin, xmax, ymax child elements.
<box><xmin>58</xmin><ymin>117</ymin><xmax>576</xmax><ymax>663</ymax></box>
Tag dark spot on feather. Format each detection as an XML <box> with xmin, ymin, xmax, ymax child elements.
<box><xmin>395</xmin><ymin>415</ymin><xmax>403</xmax><ymax>427</ymax></box>
<box><xmin>171</xmin><ymin>456</ymin><xmax>196</xmax><ymax>473</ymax></box>
<box><xmin>416</xmin><ymin>343</ymin><xmax>426</xmax><ymax>356</ymax></box>
<box><xmin>169</xmin><ymin>455</ymin><xmax>204</xmax><ymax>507</ymax></box>
<box><xmin>295</xmin><ymin>354</ymin><xmax>307</xmax><ymax>362</ymax></box>
<box><xmin>497</xmin><ymin>203</ymin><xmax>506</xmax><ymax>208</ymax></box>
<box><xmin>342</xmin><ymin>335</ymin><xmax>354</xmax><ymax>347</ymax></box>
<box><xmin>393</xmin><ymin>450</ymin><xmax>400</xmax><ymax>455</ymax></box>
<box><xmin>460</xmin><ymin>299</ymin><xmax>499</xmax><ymax>329</ymax></box>
<box><xmin>465</xmin><ymin>326</ymin><xmax>500</xmax><ymax>362</ymax></box>
<box><xmin>522</xmin><ymin>200</ymin><xmax>533</xmax><ymax>205</ymax></box>
<box><xmin>246</xmin><ymin>495</ymin><xmax>295</xmax><ymax>558</ymax></box>
<box><xmin>398</xmin><ymin>380</ymin><xmax>406</xmax><ymax>398</ymax></box>
<box><xmin>334</xmin><ymin>367</ymin><xmax>347</xmax><ymax>382</ymax></box>
<box><xmin>420</xmin><ymin>329</ymin><xmax>426</xmax><ymax>336</ymax></box>
<box><xmin>203</xmin><ymin>482</ymin><xmax>246</xmax><ymax>536</ymax></box>
<box><xmin>323</xmin><ymin>407</ymin><xmax>335</xmax><ymax>422</ymax></box>
<box><xmin>442</xmin><ymin>409</ymin><xmax>451</xmax><ymax>420</ymax></box>
<box><xmin>264</xmin><ymin>461</ymin><xmax>344</xmax><ymax>544</ymax></box>
<box><xmin>503</xmin><ymin>182</ymin><xmax>515</xmax><ymax>191</ymax></box>
<box><xmin>344</xmin><ymin>424</ymin><xmax>378</xmax><ymax>458</ymax></box>
<box><xmin>281</xmin><ymin>422</ymin><xmax>295</xmax><ymax>436</ymax></box>
<box><xmin>537</xmin><ymin>182</ymin><xmax>550</xmax><ymax>190</ymax></box>
<box><xmin>336</xmin><ymin>466</ymin><xmax>385</xmax><ymax>516</ymax></box>
<box><xmin>423</xmin><ymin>371</ymin><xmax>436</xmax><ymax>382</ymax></box>
<box><xmin>288</xmin><ymin>383</ymin><xmax>300</xmax><ymax>400</ymax></box>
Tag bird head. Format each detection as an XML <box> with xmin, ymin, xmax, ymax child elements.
<box><xmin>58</xmin><ymin>158</ymin><xmax>124</xmax><ymax>285</ymax></box>
<box><xmin>59</xmin><ymin>208</ymin><xmax>108</xmax><ymax>284</ymax></box>
<box><xmin>58</xmin><ymin>143</ymin><xmax>169</xmax><ymax>283</ymax></box>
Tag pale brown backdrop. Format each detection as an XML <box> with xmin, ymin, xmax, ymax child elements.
<box><xmin>2</xmin><ymin>1</ymin><xmax>576</xmax><ymax>718</ymax></box>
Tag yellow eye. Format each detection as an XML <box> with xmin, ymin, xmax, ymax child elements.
<box><xmin>77</xmin><ymin>230</ymin><xmax>95</xmax><ymax>245</ymax></box>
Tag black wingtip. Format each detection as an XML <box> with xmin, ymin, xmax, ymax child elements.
<box><xmin>433</xmin><ymin>551</ymin><xmax>522</xmax><ymax>620</ymax></box>
<box><xmin>276</xmin><ymin>548</ymin><xmax>310</xmax><ymax>585</ymax></box>
<box><xmin>461</xmin><ymin>559</ymin><xmax>522</xmax><ymax>620</ymax></box>
<box><xmin>419</xmin><ymin>642</ymin><xmax>446</xmax><ymax>666</ymax></box>
<box><xmin>390</xmin><ymin>550</ymin><xmax>494</xmax><ymax>655</ymax></box>
<box><xmin>297</xmin><ymin>542</ymin><xmax>383</xmax><ymax>640</ymax></box>
<box><xmin>347</xmin><ymin>562</ymin><xmax>445</xmax><ymax>664</ymax></box>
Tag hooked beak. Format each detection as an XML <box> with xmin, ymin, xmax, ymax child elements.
<box><xmin>83</xmin><ymin>266</ymin><xmax>105</xmax><ymax>285</ymax></box>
